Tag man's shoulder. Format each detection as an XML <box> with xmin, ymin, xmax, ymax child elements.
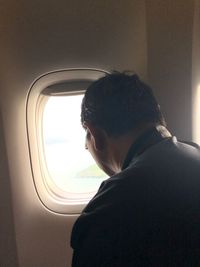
<box><xmin>130</xmin><ymin>136</ymin><xmax>200</xmax><ymax>167</ymax></box>
<box><xmin>72</xmin><ymin>165</ymin><xmax>151</xmax><ymax>227</ymax></box>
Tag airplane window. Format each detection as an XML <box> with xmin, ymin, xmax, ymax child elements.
<box><xmin>27</xmin><ymin>69</ymin><xmax>108</xmax><ymax>213</ymax></box>
<box><xmin>42</xmin><ymin>95</ymin><xmax>107</xmax><ymax>196</ymax></box>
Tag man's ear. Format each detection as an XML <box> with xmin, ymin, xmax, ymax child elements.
<box><xmin>84</xmin><ymin>122</ymin><xmax>107</xmax><ymax>151</ymax></box>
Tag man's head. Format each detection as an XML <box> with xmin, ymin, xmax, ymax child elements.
<box><xmin>81</xmin><ymin>72</ymin><xmax>166</xmax><ymax>136</ymax></box>
<box><xmin>81</xmin><ymin>72</ymin><xmax>166</xmax><ymax>175</ymax></box>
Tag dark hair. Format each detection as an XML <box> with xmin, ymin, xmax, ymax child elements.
<box><xmin>81</xmin><ymin>72</ymin><xmax>166</xmax><ymax>137</ymax></box>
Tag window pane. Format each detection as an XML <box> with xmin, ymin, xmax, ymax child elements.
<box><xmin>42</xmin><ymin>95</ymin><xmax>107</xmax><ymax>195</ymax></box>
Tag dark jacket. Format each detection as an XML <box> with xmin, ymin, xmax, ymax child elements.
<box><xmin>71</xmin><ymin>127</ymin><xmax>200</xmax><ymax>266</ymax></box>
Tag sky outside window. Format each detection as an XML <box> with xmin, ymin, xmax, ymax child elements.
<box><xmin>42</xmin><ymin>95</ymin><xmax>107</xmax><ymax>194</ymax></box>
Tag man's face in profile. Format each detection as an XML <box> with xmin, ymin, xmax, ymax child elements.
<box><xmin>84</xmin><ymin>123</ymin><xmax>115</xmax><ymax>176</ymax></box>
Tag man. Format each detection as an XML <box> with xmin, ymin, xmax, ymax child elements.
<box><xmin>71</xmin><ymin>72</ymin><xmax>200</xmax><ymax>266</ymax></box>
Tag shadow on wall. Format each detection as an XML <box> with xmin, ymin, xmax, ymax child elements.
<box><xmin>0</xmin><ymin>108</ymin><xmax>19</xmax><ymax>266</ymax></box>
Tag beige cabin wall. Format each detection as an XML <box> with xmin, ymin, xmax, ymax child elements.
<box><xmin>146</xmin><ymin>0</ymin><xmax>194</xmax><ymax>140</ymax></box>
<box><xmin>0</xmin><ymin>0</ymin><xmax>199</xmax><ymax>266</ymax></box>
<box><xmin>0</xmin><ymin>1</ymin><xmax>147</xmax><ymax>266</ymax></box>
<box><xmin>0</xmin><ymin>110</ymin><xmax>19</xmax><ymax>266</ymax></box>
<box><xmin>192</xmin><ymin>0</ymin><xmax>200</xmax><ymax>143</ymax></box>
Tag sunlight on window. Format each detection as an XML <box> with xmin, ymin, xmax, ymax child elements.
<box><xmin>42</xmin><ymin>95</ymin><xmax>107</xmax><ymax>194</ymax></box>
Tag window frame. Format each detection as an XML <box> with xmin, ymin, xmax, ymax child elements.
<box><xmin>27</xmin><ymin>69</ymin><xmax>108</xmax><ymax>214</ymax></box>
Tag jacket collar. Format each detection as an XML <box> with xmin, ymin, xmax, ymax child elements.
<box><xmin>122</xmin><ymin>126</ymin><xmax>171</xmax><ymax>170</ymax></box>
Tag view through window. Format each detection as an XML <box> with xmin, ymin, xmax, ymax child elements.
<box><xmin>42</xmin><ymin>95</ymin><xmax>107</xmax><ymax>195</ymax></box>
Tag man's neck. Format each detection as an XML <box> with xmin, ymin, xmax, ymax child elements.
<box><xmin>107</xmin><ymin>124</ymin><xmax>171</xmax><ymax>174</ymax></box>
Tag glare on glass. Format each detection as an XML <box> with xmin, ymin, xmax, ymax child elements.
<box><xmin>42</xmin><ymin>95</ymin><xmax>107</xmax><ymax>194</ymax></box>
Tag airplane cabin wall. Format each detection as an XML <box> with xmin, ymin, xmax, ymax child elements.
<box><xmin>0</xmin><ymin>112</ymin><xmax>19</xmax><ymax>266</ymax></box>
<box><xmin>0</xmin><ymin>1</ymin><xmax>146</xmax><ymax>266</ymax></box>
<box><xmin>146</xmin><ymin>0</ymin><xmax>195</xmax><ymax>140</ymax></box>
<box><xmin>192</xmin><ymin>0</ymin><xmax>200</xmax><ymax>143</ymax></box>
<box><xmin>0</xmin><ymin>0</ymin><xmax>198</xmax><ymax>266</ymax></box>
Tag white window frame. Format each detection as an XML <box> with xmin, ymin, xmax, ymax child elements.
<box><xmin>27</xmin><ymin>69</ymin><xmax>108</xmax><ymax>214</ymax></box>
